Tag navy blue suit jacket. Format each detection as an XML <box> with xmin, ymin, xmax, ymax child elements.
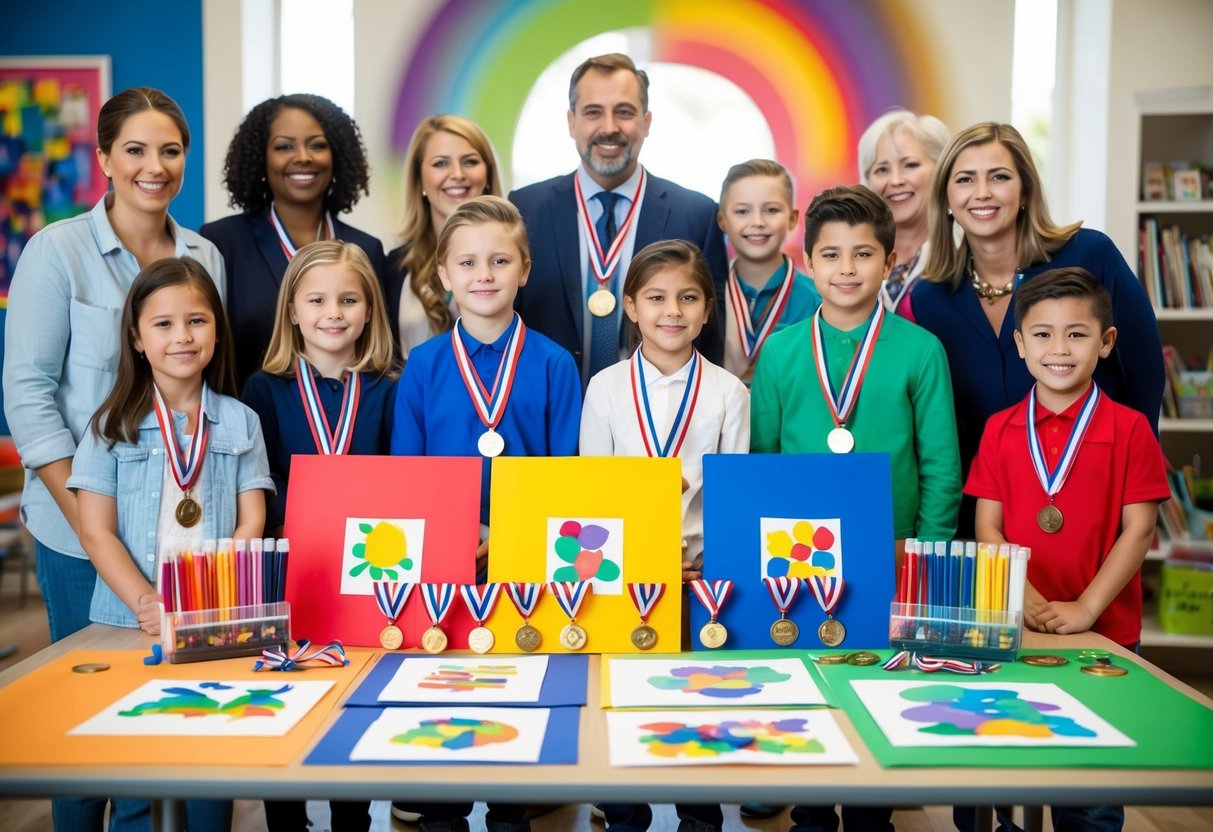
<box><xmin>200</xmin><ymin>209</ymin><xmax>388</xmax><ymax>390</ymax></box>
<box><xmin>509</xmin><ymin>171</ymin><xmax>728</xmax><ymax>368</ymax></box>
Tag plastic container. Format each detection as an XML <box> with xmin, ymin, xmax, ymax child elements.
<box><xmin>889</xmin><ymin>602</ymin><xmax>1022</xmax><ymax>662</ymax></box>
<box><xmin>161</xmin><ymin>602</ymin><xmax>290</xmax><ymax>664</ymax></box>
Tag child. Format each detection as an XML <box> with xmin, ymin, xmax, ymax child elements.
<box><xmin>749</xmin><ymin>185</ymin><xmax>961</xmax><ymax>832</ymax></box>
<box><xmin>390</xmin><ymin>195</ymin><xmax>580</xmax><ymax>832</ymax></box>
<box><xmin>242</xmin><ymin>240</ymin><xmax>396</xmax><ymax>831</ymax></box>
<box><xmin>581</xmin><ymin>239</ymin><xmax>748</xmax><ymax>832</ymax></box>
<box><xmin>717</xmin><ymin>159</ymin><xmax>821</xmax><ymax>384</ymax></box>
<box><xmin>68</xmin><ymin>257</ymin><xmax>271</xmax><ymax>832</ymax></box>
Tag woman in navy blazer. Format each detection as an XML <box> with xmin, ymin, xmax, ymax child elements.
<box><xmin>202</xmin><ymin>93</ymin><xmax>387</xmax><ymax>389</ymax></box>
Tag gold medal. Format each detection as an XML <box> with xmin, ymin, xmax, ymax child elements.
<box><xmin>699</xmin><ymin>619</ymin><xmax>728</xmax><ymax>649</ymax></box>
<box><xmin>846</xmin><ymin>651</ymin><xmax>880</xmax><ymax>666</ymax></box>
<box><xmin>175</xmin><ymin>496</ymin><xmax>201</xmax><ymax>528</ymax></box>
<box><xmin>1081</xmin><ymin>662</ymin><xmax>1128</xmax><ymax>677</ymax></box>
<box><xmin>467</xmin><ymin>626</ymin><xmax>495</xmax><ymax>654</ymax></box>
<box><xmin>1021</xmin><ymin>654</ymin><xmax>1069</xmax><ymax>667</ymax></box>
<box><xmin>770</xmin><ymin>616</ymin><xmax>799</xmax><ymax>646</ymax></box>
<box><xmin>421</xmin><ymin>625</ymin><xmax>448</xmax><ymax>654</ymax></box>
<box><xmin>515</xmin><ymin>623</ymin><xmax>541</xmax><ymax>652</ymax></box>
<box><xmin>1037</xmin><ymin>504</ymin><xmax>1063</xmax><ymax>533</ymax></box>
<box><xmin>588</xmin><ymin>288</ymin><xmax>617</xmax><ymax>317</ymax></box>
<box><xmin>818</xmin><ymin>617</ymin><xmax>846</xmax><ymax>647</ymax></box>
<box><xmin>630</xmin><ymin>623</ymin><xmax>658</xmax><ymax>650</ymax></box>
<box><xmin>379</xmin><ymin>624</ymin><xmax>403</xmax><ymax>650</ymax></box>
<box><xmin>71</xmin><ymin>662</ymin><xmax>111</xmax><ymax>674</ymax></box>
<box><xmin>815</xmin><ymin>654</ymin><xmax>849</xmax><ymax>665</ymax></box>
<box><xmin>559</xmin><ymin>622</ymin><xmax>588</xmax><ymax>651</ymax></box>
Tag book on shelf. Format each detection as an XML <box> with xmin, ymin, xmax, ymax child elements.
<box><xmin>1142</xmin><ymin>160</ymin><xmax>1211</xmax><ymax>202</ymax></box>
<box><xmin>1138</xmin><ymin>219</ymin><xmax>1213</xmax><ymax>308</ymax></box>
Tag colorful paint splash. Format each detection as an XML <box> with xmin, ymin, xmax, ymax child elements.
<box><xmin>765</xmin><ymin>519</ymin><xmax>838</xmax><ymax>579</ymax></box>
<box><xmin>552</xmin><ymin>520</ymin><xmax>619</xmax><ymax>582</ymax></box>
<box><xmin>418</xmin><ymin>664</ymin><xmax>517</xmax><ymax>693</ymax></box>
<box><xmin>647</xmin><ymin>665</ymin><xmax>792</xmax><ymax>699</ymax></box>
<box><xmin>118</xmin><ymin>683</ymin><xmax>292</xmax><ymax>721</ymax></box>
<box><xmin>639</xmin><ymin>717</ymin><xmax>825</xmax><ymax>758</ymax></box>
<box><xmin>900</xmin><ymin>684</ymin><xmax>1099</xmax><ymax>739</ymax></box>
<box><xmin>391</xmin><ymin>717</ymin><xmax>520</xmax><ymax>750</ymax></box>
<box><xmin>349</xmin><ymin>520</ymin><xmax>412</xmax><ymax>581</ymax></box>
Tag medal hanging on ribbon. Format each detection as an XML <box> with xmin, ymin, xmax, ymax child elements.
<box><xmin>549</xmin><ymin>581</ymin><xmax>591</xmax><ymax>651</ymax></box>
<box><xmin>727</xmin><ymin>255</ymin><xmax>796</xmax><ymax>368</ymax></box>
<box><xmin>689</xmin><ymin>579</ymin><xmax>734</xmax><ymax>649</ymax></box>
<box><xmin>631</xmin><ymin>349</ymin><xmax>702</xmax><ymax>458</ymax></box>
<box><xmin>1028</xmin><ymin>383</ymin><xmax>1100</xmax><ymax>534</ymax></box>
<box><xmin>574</xmin><ymin>169</ymin><xmax>647</xmax><ymax>317</ymax></box>
<box><xmin>627</xmin><ymin>583</ymin><xmax>665</xmax><ymax>650</ymax></box>
<box><xmin>460</xmin><ymin>583</ymin><xmax>502</xmax><ymax>654</ymax></box>
<box><xmin>269</xmin><ymin>201</ymin><xmax>335</xmax><ymax>260</ymax></box>
<box><xmin>152</xmin><ymin>384</ymin><xmax>209</xmax><ymax>529</ymax></box>
<box><xmin>808</xmin><ymin>575</ymin><xmax>846</xmax><ymax>647</ymax></box>
<box><xmin>811</xmin><ymin>304</ymin><xmax>884</xmax><ymax>454</ymax></box>
<box><xmin>374</xmin><ymin>581</ymin><xmax>413</xmax><ymax>650</ymax></box>
<box><xmin>763</xmin><ymin>576</ymin><xmax>804</xmax><ymax>646</ymax></box>
<box><xmin>506</xmin><ymin>582</ymin><xmax>544</xmax><ymax>652</ymax></box>
<box><xmin>420</xmin><ymin>583</ymin><xmax>456</xmax><ymax>653</ymax></box>
<box><xmin>450</xmin><ymin>314</ymin><xmax>526</xmax><ymax>458</ymax></box>
<box><xmin>294</xmin><ymin>356</ymin><xmax>359</xmax><ymax>455</ymax></box>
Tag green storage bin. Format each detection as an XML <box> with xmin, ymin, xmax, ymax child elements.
<box><xmin>1158</xmin><ymin>559</ymin><xmax>1213</xmax><ymax>636</ymax></box>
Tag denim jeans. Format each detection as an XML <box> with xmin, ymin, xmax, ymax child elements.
<box><xmin>51</xmin><ymin>797</ymin><xmax>231</xmax><ymax>832</ymax></box>
<box><xmin>35</xmin><ymin>538</ymin><xmax>96</xmax><ymax>643</ymax></box>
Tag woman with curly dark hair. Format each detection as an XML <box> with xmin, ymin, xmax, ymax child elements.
<box><xmin>201</xmin><ymin>93</ymin><xmax>388</xmax><ymax>389</ymax></box>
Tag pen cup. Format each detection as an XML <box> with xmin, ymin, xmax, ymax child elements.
<box><xmin>889</xmin><ymin>602</ymin><xmax>1022</xmax><ymax>663</ymax></box>
<box><xmin>161</xmin><ymin>602</ymin><xmax>291</xmax><ymax>664</ymax></box>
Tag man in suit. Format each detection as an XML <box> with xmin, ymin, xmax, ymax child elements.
<box><xmin>510</xmin><ymin>53</ymin><xmax>728</xmax><ymax>384</ymax></box>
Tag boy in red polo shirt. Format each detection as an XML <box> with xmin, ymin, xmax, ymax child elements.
<box><xmin>966</xmin><ymin>267</ymin><xmax>1168</xmax><ymax>650</ymax></box>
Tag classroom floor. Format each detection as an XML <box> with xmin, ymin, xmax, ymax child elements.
<box><xmin>2</xmin><ymin>551</ymin><xmax>1210</xmax><ymax>832</ymax></box>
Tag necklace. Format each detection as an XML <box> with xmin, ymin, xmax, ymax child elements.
<box><xmin>969</xmin><ymin>255</ymin><xmax>1016</xmax><ymax>304</ymax></box>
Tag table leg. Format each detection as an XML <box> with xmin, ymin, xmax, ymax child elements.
<box><xmin>1022</xmin><ymin>805</ymin><xmax>1044</xmax><ymax>832</ymax></box>
<box><xmin>974</xmin><ymin>806</ymin><xmax>994</xmax><ymax>832</ymax></box>
<box><xmin>153</xmin><ymin>798</ymin><xmax>185</xmax><ymax>832</ymax></box>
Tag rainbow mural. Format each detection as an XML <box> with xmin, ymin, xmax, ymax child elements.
<box><xmin>393</xmin><ymin>0</ymin><xmax>943</xmax><ymax>198</ymax></box>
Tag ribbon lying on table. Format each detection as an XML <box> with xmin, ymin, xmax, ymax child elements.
<box><xmin>254</xmin><ymin>639</ymin><xmax>349</xmax><ymax>671</ymax></box>
<box><xmin>882</xmin><ymin>650</ymin><xmax>1001</xmax><ymax>674</ymax></box>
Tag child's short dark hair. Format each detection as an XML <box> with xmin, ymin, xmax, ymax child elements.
<box><xmin>1014</xmin><ymin>267</ymin><xmax>1112</xmax><ymax>332</ymax></box>
<box><xmin>622</xmin><ymin>240</ymin><xmax>715</xmax><ymax>349</ymax></box>
<box><xmin>803</xmin><ymin>185</ymin><xmax>895</xmax><ymax>256</ymax></box>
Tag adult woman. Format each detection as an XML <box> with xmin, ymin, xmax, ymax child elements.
<box><xmin>201</xmin><ymin>93</ymin><xmax>387</xmax><ymax>388</ymax></box>
<box><xmin>2</xmin><ymin>87</ymin><xmax>229</xmax><ymax>832</ymax></box>
<box><xmin>913</xmin><ymin>122</ymin><xmax>1163</xmax><ymax>529</ymax></box>
<box><xmin>388</xmin><ymin>114</ymin><xmax>502</xmax><ymax>357</ymax></box>
<box><xmin>858</xmin><ymin>109</ymin><xmax>950</xmax><ymax>320</ymax></box>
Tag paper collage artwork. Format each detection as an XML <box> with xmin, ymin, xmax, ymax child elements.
<box><xmin>69</xmin><ymin>679</ymin><xmax>334</xmax><ymax>737</ymax></box>
<box><xmin>349</xmin><ymin>706</ymin><xmax>551</xmax><ymax>763</ymax></box>
<box><xmin>547</xmin><ymin>518</ymin><xmax>624</xmax><ymax>595</ymax></box>
<box><xmin>606</xmin><ymin>709</ymin><xmax>858</xmax><ymax>767</ymax></box>
<box><xmin>378</xmin><ymin>655</ymin><xmax>550</xmax><ymax>704</ymax></box>
<box><xmin>341</xmin><ymin>518</ymin><xmax>425</xmax><ymax>595</ymax></box>
<box><xmin>850</xmin><ymin>681</ymin><xmax>1135</xmax><ymax>748</ymax></box>
<box><xmin>608</xmin><ymin>657</ymin><xmax>827</xmax><ymax>709</ymax></box>
<box><xmin>760</xmin><ymin>518</ymin><xmax>842</xmax><ymax>581</ymax></box>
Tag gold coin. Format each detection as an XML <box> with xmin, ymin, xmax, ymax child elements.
<box><xmin>1081</xmin><ymin>663</ymin><xmax>1128</xmax><ymax>677</ymax></box>
<box><xmin>770</xmin><ymin>617</ymin><xmax>800</xmax><ymax>646</ymax></box>
<box><xmin>588</xmin><ymin>288</ymin><xmax>617</xmax><ymax>317</ymax></box>
<box><xmin>815</xmin><ymin>654</ymin><xmax>849</xmax><ymax>665</ymax></box>
<box><xmin>175</xmin><ymin>497</ymin><xmax>201</xmax><ymax>528</ymax></box>
<box><xmin>421</xmin><ymin>625</ymin><xmax>448</xmax><ymax>654</ymax></box>
<box><xmin>1021</xmin><ymin>654</ymin><xmax>1069</xmax><ymax>667</ymax></box>
<box><xmin>71</xmin><ymin>662</ymin><xmax>111</xmax><ymax>674</ymax></box>
<box><xmin>379</xmin><ymin>624</ymin><xmax>403</xmax><ymax>650</ymax></box>
<box><xmin>630</xmin><ymin>623</ymin><xmax>658</xmax><ymax>651</ymax></box>
<box><xmin>559</xmin><ymin>622</ymin><xmax>588</xmax><ymax>651</ymax></box>
<box><xmin>467</xmin><ymin>626</ymin><xmax>495</xmax><ymax>654</ymax></box>
<box><xmin>699</xmin><ymin>620</ymin><xmax>728</xmax><ymax>649</ymax></box>
<box><xmin>515</xmin><ymin>623</ymin><xmax>542</xmax><ymax>653</ymax></box>
<box><xmin>846</xmin><ymin>651</ymin><xmax>881</xmax><ymax>666</ymax></box>
<box><xmin>818</xmin><ymin>617</ymin><xmax>846</xmax><ymax>647</ymax></box>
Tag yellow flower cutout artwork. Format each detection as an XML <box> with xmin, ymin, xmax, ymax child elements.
<box><xmin>765</xmin><ymin>520</ymin><xmax>837</xmax><ymax>580</ymax></box>
<box><xmin>349</xmin><ymin>521</ymin><xmax>412</xmax><ymax>580</ymax></box>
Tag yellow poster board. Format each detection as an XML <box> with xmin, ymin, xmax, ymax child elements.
<box><xmin>487</xmin><ymin>457</ymin><xmax>683</xmax><ymax>653</ymax></box>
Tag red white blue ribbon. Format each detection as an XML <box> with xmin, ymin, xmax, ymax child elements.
<box><xmin>811</xmin><ymin>303</ymin><xmax>884</xmax><ymax>430</ymax></box>
<box><xmin>269</xmin><ymin>201</ymin><xmax>335</xmax><ymax>260</ymax></box>
<box><xmin>152</xmin><ymin>384</ymin><xmax>209</xmax><ymax>496</ymax></box>
<box><xmin>763</xmin><ymin>576</ymin><xmax>803</xmax><ymax>616</ymax></box>
<box><xmin>574</xmin><ymin>168</ymin><xmax>648</xmax><ymax>288</ymax></box>
<box><xmin>460</xmin><ymin>583</ymin><xmax>502</xmax><ymax>625</ymax></box>
<box><xmin>627</xmin><ymin>583</ymin><xmax>666</xmax><ymax>623</ymax></box>
<box><xmin>253</xmin><ymin>639</ymin><xmax>348</xmax><ymax>672</ymax></box>
<box><xmin>630</xmin><ymin>349</ymin><xmax>702</xmax><ymax>458</ymax></box>
<box><xmin>689</xmin><ymin>579</ymin><xmax>734</xmax><ymax>619</ymax></box>
<box><xmin>506</xmin><ymin>583</ymin><xmax>543</xmax><ymax>620</ymax></box>
<box><xmin>881</xmin><ymin>650</ymin><xmax>1000</xmax><ymax>675</ymax></box>
<box><xmin>294</xmin><ymin>356</ymin><xmax>360</xmax><ymax>455</ymax></box>
<box><xmin>374</xmin><ymin>581</ymin><xmax>413</xmax><ymax>622</ymax></box>
<box><xmin>451</xmin><ymin>314</ymin><xmax>526</xmax><ymax>432</ymax></box>
<box><xmin>807</xmin><ymin>575</ymin><xmax>844</xmax><ymax>617</ymax></box>
<box><xmin>421</xmin><ymin>583</ymin><xmax>457</xmax><ymax>628</ymax></box>
<box><xmin>1028</xmin><ymin>382</ymin><xmax>1101</xmax><ymax>500</ymax></box>
<box><xmin>727</xmin><ymin>255</ymin><xmax>795</xmax><ymax>365</ymax></box>
<box><xmin>548</xmin><ymin>581</ymin><xmax>591</xmax><ymax>620</ymax></box>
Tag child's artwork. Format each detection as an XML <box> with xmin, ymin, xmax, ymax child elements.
<box><xmin>760</xmin><ymin>517</ymin><xmax>842</xmax><ymax>580</ymax></box>
<box><xmin>488</xmin><ymin>457</ymin><xmax>682</xmax><ymax>653</ymax></box>
<box><xmin>607</xmin><ymin>657</ymin><xmax>827</xmax><ymax>708</ymax></box>
<box><xmin>69</xmin><ymin>679</ymin><xmax>333</xmax><ymax>737</ymax></box>
<box><xmin>340</xmin><ymin>517</ymin><xmax>425</xmax><ymax>594</ymax></box>
<box><xmin>850</xmin><ymin>681</ymin><xmax>1135</xmax><ymax>748</ymax></box>
<box><xmin>547</xmin><ymin>518</ymin><xmax>624</xmax><ymax>595</ymax></box>
<box><xmin>348</xmin><ymin>706</ymin><xmax>551</xmax><ymax>763</ymax></box>
<box><xmin>606</xmin><ymin>709</ymin><xmax>858</xmax><ymax>767</ymax></box>
<box><xmin>284</xmin><ymin>456</ymin><xmax>481</xmax><ymax>648</ymax></box>
<box><xmin>377</xmin><ymin>655</ymin><xmax>550</xmax><ymax>704</ymax></box>
<box><xmin>701</xmin><ymin>454</ymin><xmax>894</xmax><ymax>649</ymax></box>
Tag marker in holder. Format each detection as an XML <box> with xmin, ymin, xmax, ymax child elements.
<box><xmin>161</xmin><ymin>602</ymin><xmax>290</xmax><ymax>664</ymax></box>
